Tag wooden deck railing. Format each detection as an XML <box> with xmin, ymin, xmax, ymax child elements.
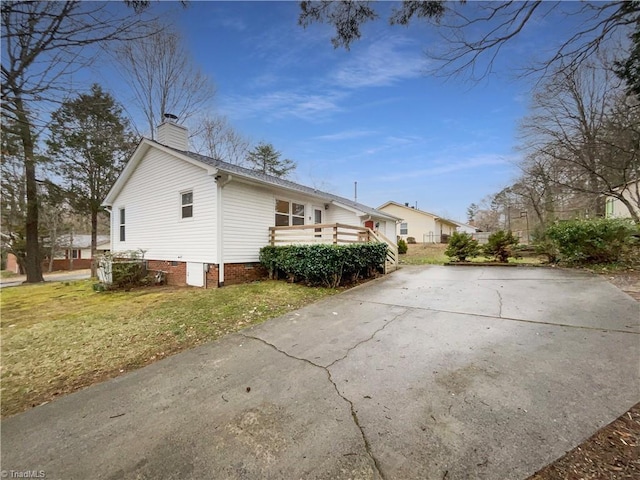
<box><xmin>268</xmin><ymin>223</ymin><xmax>398</xmax><ymax>273</ymax></box>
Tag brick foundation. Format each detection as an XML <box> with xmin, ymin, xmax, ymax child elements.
<box><xmin>146</xmin><ymin>260</ymin><xmax>188</xmax><ymax>287</ymax></box>
<box><xmin>146</xmin><ymin>260</ymin><xmax>266</xmax><ymax>288</ymax></box>
<box><xmin>42</xmin><ymin>258</ymin><xmax>93</xmax><ymax>271</ymax></box>
<box><xmin>222</xmin><ymin>263</ymin><xmax>267</xmax><ymax>286</ymax></box>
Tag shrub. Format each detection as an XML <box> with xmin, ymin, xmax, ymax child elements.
<box><xmin>543</xmin><ymin>218</ymin><xmax>638</xmax><ymax>265</ymax></box>
<box><xmin>531</xmin><ymin>227</ymin><xmax>559</xmax><ymax>264</ymax></box>
<box><xmin>259</xmin><ymin>243</ymin><xmax>387</xmax><ymax>288</ymax></box>
<box><xmin>444</xmin><ymin>231</ymin><xmax>479</xmax><ymax>262</ymax></box>
<box><xmin>483</xmin><ymin>230</ymin><xmax>519</xmax><ymax>263</ymax></box>
<box><xmin>97</xmin><ymin>250</ymin><xmax>147</xmax><ymax>290</ymax></box>
<box><xmin>406</xmin><ymin>237</ymin><xmax>416</xmax><ymax>244</ymax></box>
<box><xmin>397</xmin><ymin>239</ymin><xmax>408</xmax><ymax>254</ymax></box>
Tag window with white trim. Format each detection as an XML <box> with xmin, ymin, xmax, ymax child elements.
<box><xmin>400</xmin><ymin>222</ymin><xmax>408</xmax><ymax>235</ymax></box>
<box><xmin>275</xmin><ymin>199</ymin><xmax>305</xmax><ymax>226</ymax></box>
<box><xmin>119</xmin><ymin>208</ymin><xmax>126</xmax><ymax>242</ymax></box>
<box><xmin>181</xmin><ymin>191</ymin><xmax>193</xmax><ymax>218</ymax></box>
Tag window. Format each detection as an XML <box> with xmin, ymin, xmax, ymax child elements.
<box><xmin>605</xmin><ymin>198</ymin><xmax>614</xmax><ymax>218</ymax></box>
<box><xmin>275</xmin><ymin>199</ymin><xmax>305</xmax><ymax>226</ymax></box>
<box><xmin>119</xmin><ymin>208</ymin><xmax>126</xmax><ymax>242</ymax></box>
<box><xmin>400</xmin><ymin>222</ymin><xmax>408</xmax><ymax>235</ymax></box>
<box><xmin>71</xmin><ymin>249</ymin><xmax>80</xmax><ymax>259</ymax></box>
<box><xmin>181</xmin><ymin>191</ymin><xmax>193</xmax><ymax>218</ymax></box>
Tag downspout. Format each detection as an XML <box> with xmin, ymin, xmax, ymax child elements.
<box><xmin>215</xmin><ymin>174</ymin><xmax>232</xmax><ymax>287</ymax></box>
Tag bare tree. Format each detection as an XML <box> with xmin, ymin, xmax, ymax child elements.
<box><xmin>1</xmin><ymin>1</ymin><xmax>154</xmax><ymax>282</ymax></box>
<box><xmin>192</xmin><ymin>115</ymin><xmax>252</xmax><ymax>165</ymax></box>
<box><xmin>519</xmin><ymin>57</ymin><xmax>639</xmax><ymax>222</ymax></box>
<box><xmin>299</xmin><ymin>1</ymin><xmax>638</xmax><ymax>81</ymax></box>
<box><xmin>114</xmin><ymin>24</ymin><xmax>216</xmax><ymax>138</ymax></box>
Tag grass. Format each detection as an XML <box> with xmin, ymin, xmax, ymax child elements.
<box><xmin>1</xmin><ymin>279</ymin><xmax>337</xmax><ymax>418</ymax></box>
<box><xmin>399</xmin><ymin>243</ymin><xmax>543</xmax><ymax>265</ymax></box>
<box><xmin>1</xmin><ymin>270</ymin><xmax>19</xmax><ymax>279</ymax></box>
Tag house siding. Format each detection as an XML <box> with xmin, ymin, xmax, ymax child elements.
<box><xmin>379</xmin><ymin>204</ymin><xmax>438</xmax><ymax>242</ymax></box>
<box><xmin>110</xmin><ymin>148</ymin><xmax>218</xmax><ymax>263</ymax></box>
<box><xmin>326</xmin><ymin>206</ymin><xmax>360</xmax><ymax>225</ymax></box>
<box><xmin>222</xmin><ymin>181</ymin><xmax>275</xmax><ymax>263</ymax></box>
<box><xmin>606</xmin><ymin>182</ymin><xmax>640</xmax><ymax>219</ymax></box>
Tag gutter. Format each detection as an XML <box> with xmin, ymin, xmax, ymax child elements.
<box><xmin>215</xmin><ymin>173</ymin><xmax>233</xmax><ymax>287</ymax></box>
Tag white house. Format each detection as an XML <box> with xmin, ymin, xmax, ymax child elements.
<box><xmin>377</xmin><ymin>201</ymin><xmax>459</xmax><ymax>243</ymax></box>
<box><xmin>102</xmin><ymin>120</ymin><xmax>399</xmax><ymax>288</ymax></box>
<box><xmin>605</xmin><ymin>180</ymin><xmax>640</xmax><ymax>220</ymax></box>
<box><xmin>450</xmin><ymin>221</ymin><xmax>478</xmax><ymax>235</ymax></box>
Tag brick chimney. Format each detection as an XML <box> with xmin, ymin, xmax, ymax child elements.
<box><xmin>156</xmin><ymin>113</ymin><xmax>188</xmax><ymax>151</ymax></box>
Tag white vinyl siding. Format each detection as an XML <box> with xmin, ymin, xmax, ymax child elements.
<box><xmin>110</xmin><ymin>148</ymin><xmax>217</xmax><ymax>263</ymax></box>
<box><xmin>325</xmin><ymin>206</ymin><xmax>359</xmax><ymax>225</ymax></box>
<box><xmin>222</xmin><ymin>182</ymin><xmax>276</xmax><ymax>263</ymax></box>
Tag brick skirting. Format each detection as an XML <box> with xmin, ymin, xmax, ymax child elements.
<box><xmin>42</xmin><ymin>258</ymin><xmax>93</xmax><ymax>271</ymax></box>
<box><xmin>146</xmin><ymin>260</ymin><xmax>266</xmax><ymax>288</ymax></box>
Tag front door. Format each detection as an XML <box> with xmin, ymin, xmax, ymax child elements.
<box><xmin>313</xmin><ymin>207</ymin><xmax>323</xmax><ymax>238</ymax></box>
<box><xmin>364</xmin><ymin>220</ymin><xmax>374</xmax><ymax>230</ymax></box>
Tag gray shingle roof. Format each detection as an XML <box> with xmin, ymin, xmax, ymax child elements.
<box><xmin>159</xmin><ymin>142</ymin><xmax>399</xmax><ymax>221</ymax></box>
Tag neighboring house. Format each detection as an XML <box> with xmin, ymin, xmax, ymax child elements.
<box><xmin>378</xmin><ymin>201</ymin><xmax>459</xmax><ymax>243</ymax></box>
<box><xmin>605</xmin><ymin>180</ymin><xmax>640</xmax><ymax>220</ymax></box>
<box><xmin>451</xmin><ymin>221</ymin><xmax>479</xmax><ymax>235</ymax></box>
<box><xmin>102</xmin><ymin>120</ymin><xmax>400</xmax><ymax>288</ymax></box>
<box><xmin>45</xmin><ymin>234</ymin><xmax>111</xmax><ymax>271</ymax></box>
<box><xmin>53</xmin><ymin>234</ymin><xmax>111</xmax><ymax>261</ymax></box>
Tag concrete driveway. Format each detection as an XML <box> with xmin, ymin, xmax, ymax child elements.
<box><xmin>2</xmin><ymin>266</ymin><xmax>639</xmax><ymax>479</ymax></box>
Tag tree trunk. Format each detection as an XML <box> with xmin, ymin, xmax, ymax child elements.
<box><xmin>91</xmin><ymin>210</ymin><xmax>98</xmax><ymax>277</ymax></box>
<box><xmin>16</xmin><ymin>96</ymin><xmax>44</xmax><ymax>283</ymax></box>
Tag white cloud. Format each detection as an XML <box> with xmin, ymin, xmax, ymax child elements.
<box><xmin>220</xmin><ymin>90</ymin><xmax>346</xmax><ymax>121</ymax></box>
<box><xmin>314</xmin><ymin>129</ymin><xmax>378</xmax><ymax>141</ymax></box>
<box><xmin>377</xmin><ymin>154</ymin><xmax>515</xmax><ymax>182</ymax></box>
<box><xmin>330</xmin><ymin>36</ymin><xmax>426</xmax><ymax>89</ymax></box>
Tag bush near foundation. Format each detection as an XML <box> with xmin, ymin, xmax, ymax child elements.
<box><xmin>397</xmin><ymin>238</ymin><xmax>408</xmax><ymax>254</ymax></box>
<box><xmin>259</xmin><ymin>243</ymin><xmax>388</xmax><ymax>288</ymax></box>
<box><xmin>445</xmin><ymin>231</ymin><xmax>479</xmax><ymax>262</ymax></box>
<box><xmin>543</xmin><ymin>218</ymin><xmax>638</xmax><ymax>265</ymax></box>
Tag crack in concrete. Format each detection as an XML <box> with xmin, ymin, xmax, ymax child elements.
<box><xmin>346</xmin><ymin>298</ymin><xmax>640</xmax><ymax>335</ymax></box>
<box><xmin>240</xmin><ymin>333</ymin><xmax>389</xmax><ymax>480</ymax></box>
<box><xmin>495</xmin><ymin>289</ymin><xmax>503</xmax><ymax>318</ymax></box>
<box><xmin>325</xmin><ymin>310</ymin><xmax>408</xmax><ymax>369</ymax></box>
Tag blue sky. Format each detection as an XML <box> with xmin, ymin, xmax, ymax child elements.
<box><xmin>100</xmin><ymin>1</ymin><xmax>568</xmax><ymax>223</ymax></box>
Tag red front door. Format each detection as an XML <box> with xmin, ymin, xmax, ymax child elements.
<box><xmin>364</xmin><ymin>220</ymin><xmax>374</xmax><ymax>230</ymax></box>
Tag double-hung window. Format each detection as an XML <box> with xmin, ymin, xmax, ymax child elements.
<box><xmin>181</xmin><ymin>191</ymin><xmax>193</xmax><ymax>218</ymax></box>
<box><xmin>275</xmin><ymin>199</ymin><xmax>305</xmax><ymax>226</ymax></box>
<box><xmin>400</xmin><ymin>222</ymin><xmax>408</xmax><ymax>235</ymax></box>
<box><xmin>119</xmin><ymin>208</ymin><xmax>126</xmax><ymax>242</ymax></box>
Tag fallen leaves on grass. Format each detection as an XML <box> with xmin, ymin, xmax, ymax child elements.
<box><xmin>1</xmin><ymin>280</ymin><xmax>336</xmax><ymax>418</ymax></box>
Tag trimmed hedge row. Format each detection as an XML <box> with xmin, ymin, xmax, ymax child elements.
<box><xmin>259</xmin><ymin>243</ymin><xmax>388</xmax><ymax>288</ymax></box>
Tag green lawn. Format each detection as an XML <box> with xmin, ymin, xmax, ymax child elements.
<box><xmin>399</xmin><ymin>243</ymin><xmax>543</xmax><ymax>265</ymax></box>
<box><xmin>1</xmin><ymin>280</ymin><xmax>337</xmax><ymax>418</ymax></box>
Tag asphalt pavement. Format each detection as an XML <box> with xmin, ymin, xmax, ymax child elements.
<box><xmin>0</xmin><ymin>269</ymin><xmax>91</xmax><ymax>288</ymax></box>
<box><xmin>2</xmin><ymin>266</ymin><xmax>638</xmax><ymax>479</ymax></box>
